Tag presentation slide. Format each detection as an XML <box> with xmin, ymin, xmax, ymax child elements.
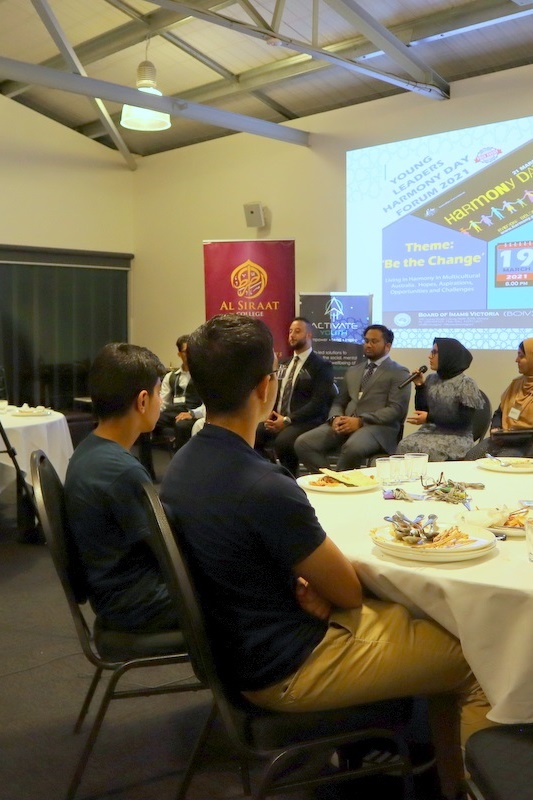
<box><xmin>346</xmin><ymin>115</ymin><xmax>533</xmax><ymax>349</ymax></box>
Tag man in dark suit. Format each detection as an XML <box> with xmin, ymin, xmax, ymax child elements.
<box><xmin>295</xmin><ymin>324</ymin><xmax>411</xmax><ymax>471</ymax></box>
<box><xmin>255</xmin><ymin>317</ymin><xmax>334</xmax><ymax>476</ymax></box>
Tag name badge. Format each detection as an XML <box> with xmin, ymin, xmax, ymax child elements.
<box><xmin>509</xmin><ymin>405</ymin><xmax>521</xmax><ymax>421</ymax></box>
<box><xmin>173</xmin><ymin>396</ymin><xmax>186</xmax><ymax>405</ymax></box>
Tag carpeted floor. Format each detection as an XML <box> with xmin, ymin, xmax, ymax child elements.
<box><xmin>0</xmin><ymin>448</ymin><xmax>442</xmax><ymax>800</ymax></box>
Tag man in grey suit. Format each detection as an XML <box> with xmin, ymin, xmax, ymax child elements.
<box><xmin>295</xmin><ymin>325</ymin><xmax>411</xmax><ymax>471</ymax></box>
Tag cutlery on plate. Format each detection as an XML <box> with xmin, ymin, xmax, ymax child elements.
<box><xmin>486</xmin><ymin>453</ymin><xmax>511</xmax><ymax>467</ymax></box>
<box><xmin>488</xmin><ymin>528</ymin><xmax>508</xmax><ymax>540</ymax></box>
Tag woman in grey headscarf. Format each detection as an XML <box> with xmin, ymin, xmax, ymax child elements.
<box><xmin>395</xmin><ymin>337</ymin><xmax>484</xmax><ymax>461</ymax></box>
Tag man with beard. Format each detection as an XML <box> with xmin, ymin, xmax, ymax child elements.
<box><xmin>255</xmin><ymin>316</ymin><xmax>334</xmax><ymax>476</ymax></box>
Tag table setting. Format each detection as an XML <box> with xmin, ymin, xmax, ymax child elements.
<box><xmin>296</xmin><ymin>458</ymin><xmax>533</xmax><ymax>723</ymax></box>
<box><xmin>1</xmin><ymin>402</ymin><xmax>53</xmax><ymax>417</ymax></box>
<box><xmin>0</xmin><ymin>404</ymin><xmax>73</xmax><ymax>487</ymax></box>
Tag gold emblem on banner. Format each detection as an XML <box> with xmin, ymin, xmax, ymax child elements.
<box><xmin>231</xmin><ymin>260</ymin><xmax>267</xmax><ymax>299</ymax></box>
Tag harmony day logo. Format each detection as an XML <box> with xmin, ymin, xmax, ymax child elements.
<box><xmin>474</xmin><ymin>146</ymin><xmax>502</xmax><ymax>165</ymax></box>
<box><xmin>231</xmin><ymin>260</ymin><xmax>268</xmax><ymax>299</ymax></box>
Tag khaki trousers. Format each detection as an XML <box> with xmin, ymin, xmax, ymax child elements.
<box><xmin>244</xmin><ymin>599</ymin><xmax>494</xmax><ymax>797</ymax></box>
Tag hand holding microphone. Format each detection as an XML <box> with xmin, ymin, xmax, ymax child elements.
<box><xmin>398</xmin><ymin>365</ymin><xmax>427</xmax><ymax>389</ymax></box>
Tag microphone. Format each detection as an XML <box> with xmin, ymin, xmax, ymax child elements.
<box><xmin>398</xmin><ymin>365</ymin><xmax>427</xmax><ymax>389</ymax></box>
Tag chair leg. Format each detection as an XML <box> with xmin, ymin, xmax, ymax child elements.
<box><xmin>73</xmin><ymin>667</ymin><xmax>103</xmax><ymax>733</ymax></box>
<box><xmin>66</xmin><ymin>668</ymin><xmax>125</xmax><ymax>800</ymax></box>
<box><xmin>176</xmin><ymin>700</ymin><xmax>218</xmax><ymax>800</ymax></box>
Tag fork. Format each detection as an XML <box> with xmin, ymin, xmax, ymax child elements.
<box><xmin>486</xmin><ymin>453</ymin><xmax>511</xmax><ymax>468</ymax></box>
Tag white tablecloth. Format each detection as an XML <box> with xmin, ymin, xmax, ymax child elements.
<box><xmin>299</xmin><ymin>460</ymin><xmax>533</xmax><ymax>724</ymax></box>
<box><xmin>0</xmin><ymin>409</ymin><xmax>74</xmax><ymax>489</ymax></box>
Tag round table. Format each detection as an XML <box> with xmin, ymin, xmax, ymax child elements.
<box><xmin>0</xmin><ymin>408</ymin><xmax>74</xmax><ymax>488</ymax></box>
<box><xmin>298</xmin><ymin>460</ymin><xmax>533</xmax><ymax>724</ymax></box>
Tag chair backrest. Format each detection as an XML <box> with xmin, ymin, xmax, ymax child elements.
<box><xmin>472</xmin><ymin>390</ymin><xmax>492</xmax><ymax>443</ymax></box>
<box><xmin>140</xmin><ymin>481</ymin><xmax>251</xmax><ymax>750</ymax></box>
<box><xmin>30</xmin><ymin>450</ymin><xmax>95</xmax><ymax>658</ymax></box>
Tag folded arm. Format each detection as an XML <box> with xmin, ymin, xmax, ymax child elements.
<box><xmin>293</xmin><ymin>536</ymin><xmax>362</xmax><ymax>612</ymax></box>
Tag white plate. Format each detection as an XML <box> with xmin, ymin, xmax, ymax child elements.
<box><xmin>477</xmin><ymin>457</ymin><xmax>533</xmax><ymax>474</ymax></box>
<box><xmin>297</xmin><ymin>474</ymin><xmax>380</xmax><ymax>494</ymax></box>
<box><xmin>12</xmin><ymin>408</ymin><xmax>52</xmax><ymax>417</ymax></box>
<box><xmin>455</xmin><ymin>508</ymin><xmax>526</xmax><ymax>538</ymax></box>
<box><xmin>370</xmin><ymin>525</ymin><xmax>497</xmax><ymax>562</ymax></box>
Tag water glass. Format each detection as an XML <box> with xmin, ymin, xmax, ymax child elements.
<box><xmin>375</xmin><ymin>457</ymin><xmax>392</xmax><ymax>486</ymax></box>
<box><xmin>0</xmin><ymin>399</ymin><xmax>8</xmax><ymax>413</ymax></box>
<box><xmin>389</xmin><ymin>454</ymin><xmax>406</xmax><ymax>484</ymax></box>
<box><xmin>525</xmin><ymin>518</ymin><xmax>533</xmax><ymax>562</ymax></box>
<box><xmin>404</xmin><ymin>452</ymin><xmax>429</xmax><ymax>481</ymax></box>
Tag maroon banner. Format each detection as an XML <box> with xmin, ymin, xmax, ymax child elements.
<box><xmin>203</xmin><ymin>240</ymin><xmax>295</xmax><ymax>359</ymax></box>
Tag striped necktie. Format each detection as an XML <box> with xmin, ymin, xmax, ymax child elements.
<box><xmin>360</xmin><ymin>362</ymin><xmax>376</xmax><ymax>393</ymax></box>
<box><xmin>279</xmin><ymin>356</ymin><xmax>300</xmax><ymax>415</ymax></box>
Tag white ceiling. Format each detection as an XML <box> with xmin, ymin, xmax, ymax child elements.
<box><xmin>1</xmin><ymin>0</ymin><xmax>533</xmax><ymax>168</ymax></box>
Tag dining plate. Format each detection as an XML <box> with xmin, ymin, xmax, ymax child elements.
<box><xmin>370</xmin><ymin>525</ymin><xmax>497</xmax><ymax>562</ymax></box>
<box><xmin>12</xmin><ymin>408</ymin><xmax>52</xmax><ymax>417</ymax></box>
<box><xmin>455</xmin><ymin>508</ymin><xmax>527</xmax><ymax>538</ymax></box>
<box><xmin>476</xmin><ymin>457</ymin><xmax>533</xmax><ymax>473</ymax></box>
<box><xmin>297</xmin><ymin>474</ymin><xmax>380</xmax><ymax>494</ymax></box>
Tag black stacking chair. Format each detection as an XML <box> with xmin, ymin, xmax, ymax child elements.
<box><xmin>141</xmin><ymin>479</ymin><xmax>420</xmax><ymax>800</ymax></box>
<box><xmin>30</xmin><ymin>450</ymin><xmax>206</xmax><ymax>800</ymax></box>
<box><xmin>471</xmin><ymin>390</ymin><xmax>493</xmax><ymax>444</ymax></box>
<box><xmin>465</xmin><ymin>724</ymin><xmax>533</xmax><ymax>800</ymax></box>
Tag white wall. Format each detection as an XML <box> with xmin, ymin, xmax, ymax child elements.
<box><xmin>0</xmin><ymin>95</ymin><xmax>134</xmax><ymax>252</ymax></box>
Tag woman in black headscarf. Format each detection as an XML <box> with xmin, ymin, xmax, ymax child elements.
<box><xmin>395</xmin><ymin>337</ymin><xmax>484</xmax><ymax>461</ymax></box>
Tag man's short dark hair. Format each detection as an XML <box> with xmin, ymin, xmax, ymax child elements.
<box><xmin>176</xmin><ymin>334</ymin><xmax>189</xmax><ymax>352</ymax></box>
<box><xmin>89</xmin><ymin>343</ymin><xmax>166</xmax><ymax>419</ymax></box>
<box><xmin>364</xmin><ymin>324</ymin><xmax>394</xmax><ymax>345</ymax></box>
<box><xmin>291</xmin><ymin>316</ymin><xmax>313</xmax><ymax>334</ymax></box>
<box><xmin>187</xmin><ymin>314</ymin><xmax>274</xmax><ymax>413</ymax></box>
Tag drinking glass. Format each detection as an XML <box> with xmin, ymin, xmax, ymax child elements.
<box><xmin>389</xmin><ymin>454</ymin><xmax>406</xmax><ymax>483</ymax></box>
<box><xmin>375</xmin><ymin>457</ymin><xmax>392</xmax><ymax>486</ymax></box>
<box><xmin>0</xmin><ymin>399</ymin><xmax>8</xmax><ymax>413</ymax></box>
<box><xmin>404</xmin><ymin>452</ymin><xmax>429</xmax><ymax>481</ymax></box>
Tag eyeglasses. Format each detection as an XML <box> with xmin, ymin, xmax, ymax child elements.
<box><xmin>269</xmin><ymin>370</ymin><xmax>279</xmax><ymax>381</ymax></box>
<box><xmin>420</xmin><ymin>472</ymin><xmax>446</xmax><ymax>490</ymax></box>
<box><xmin>429</xmin><ymin>349</ymin><xmax>438</xmax><ymax>356</ymax></box>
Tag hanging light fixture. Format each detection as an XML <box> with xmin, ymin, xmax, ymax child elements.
<box><xmin>120</xmin><ymin>40</ymin><xmax>171</xmax><ymax>131</ymax></box>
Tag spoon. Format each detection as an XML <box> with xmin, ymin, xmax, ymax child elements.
<box><xmin>422</xmin><ymin>514</ymin><xmax>438</xmax><ymax>530</ymax></box>
<box><xmin>486</xmin><ymin>453</ymin><xmax>511</xmax><ymax>468</ymax></box>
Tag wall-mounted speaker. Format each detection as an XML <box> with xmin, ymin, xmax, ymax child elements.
<box><xmin>243</xmin><ymin>202</ymin><xmax>265</xmax><ymax>228</ymax></box>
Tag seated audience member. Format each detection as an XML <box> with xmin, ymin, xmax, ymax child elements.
<box><xmin>137</xmin><ymin>334</ymin><xmax>204</xmax><ymax>477</ymax></box>
<box><xmin>64</xmin><ymin>343</ymin><xmax>180</xmax><ymax>634</ymax></box>
<box><xmin>255</xmin><ymin>316</ymin><xmax>334</xmax><ymax>476</ymax></box>
<box><xmin>295</xmin><ymin>324</ymin><xmax>410</xmax><ymax>471</ymax></box>
<box><xmin>160</xmin><ymin>313</ymin><xmax>494</xmax><ymax>800</ymax></box>
<box><xmin>396</xmin><ymin>338</ymin><xmax>483</xmax><ymax>461</ymax></box>
<box><xmin>465</xmin><ymin>337</ymin><xmax>533</xmax><ymax>460</ymax></box>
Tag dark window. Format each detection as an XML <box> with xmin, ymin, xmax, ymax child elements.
<box><xmin>0</xmin><ymin>245</ymin><xmax>131</xmax><ymax>409</ymax></box>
